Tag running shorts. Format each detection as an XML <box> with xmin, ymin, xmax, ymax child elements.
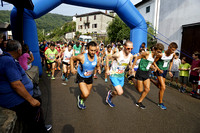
<box><xmin>62</xmin><ymin>61</ymin><xmax>70</xmax><ymax>66</ymax></box>
<box><xmin>75</xmin><ymin>73</ymin><xmax>93</xmax><ymax>84</ymax></box>
<box><xmin>135</xmin><ymin>69</ymin><xmax>150</xmax><ymax>81</ymax></box>
<box><xmin>109</xmin><ymin>76</ymin><xmax>124</xmax><ymax>87</ymax></box>
<box><xmin>156</xmin><ymin>70</ymin><xmax>168</xmax><ymax>78</ymax></box>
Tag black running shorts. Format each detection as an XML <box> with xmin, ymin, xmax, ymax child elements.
<box><xmin>75</xmin><ymin>73</ymin><xmax>93</xmax><ymax>84</ymax></box>
<box><xmin>135</xmin><ymin>69</ymin><xmax>150</xmax><ymax>81</ymax></box>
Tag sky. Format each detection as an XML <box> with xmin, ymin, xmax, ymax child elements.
<box><xmin>0</xmin><ymin>0</ymin><xmax>142</xmax><ymax>16</ymax></box>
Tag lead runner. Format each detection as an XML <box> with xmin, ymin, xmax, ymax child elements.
<box><xmin>105</xmin><ymin>40</ymin><xmax>134</xmax><ymax>107</ymax></box>
<box><xmin>70</xmin><ymin>41</ymin><xmax>101</xmax><ymax>109</ymax></box>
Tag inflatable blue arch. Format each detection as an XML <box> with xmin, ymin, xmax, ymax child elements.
<box><xmin>10</xmin><ymin>0</ymin><xmax>147</xmax><ymax>75</ymax></box>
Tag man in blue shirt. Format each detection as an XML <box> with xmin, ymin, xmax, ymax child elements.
<box><xmin>0</xmin><ymin>40</ymin><xmax>50</xmax><ymax>132</ymax></box>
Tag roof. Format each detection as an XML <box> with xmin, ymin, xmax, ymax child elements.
<box><xmin>135</xmin><ymin>0</ymin><xmax>151</xmax><ymax>8</ymax></box>
<box><xmin>74</xmin><ymin>11</ymin><xmax>114</xmax><ymax>18</ymax></box>
<box><xmin>0</xmin><ymin>22</ymin><xmax>11</xmax><ymax>31</ymax></box>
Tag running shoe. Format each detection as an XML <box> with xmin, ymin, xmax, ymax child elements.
<box><xmin>94</xmin><ymin>74</ymin><xmax>97</xmax><ymax>79</ymax></box>
<box><xmin>106</xmin><ymin>90</ymin><xmax>115</xmax><ymax>107</ymax></box>
<box><xmin>179</xmin><ymin>87</ymin><xmax>183</xmax><ymax>92</ymax></box>
<box><xmin>77</xmin><ymin>95</ymin><xmax>86</xmax><ymax>109</ymax></box>
<box><xmin>45</xmin><ymin>124</ymin><xmax>52</xmax><ymax>132</ymax></box>
<box><xmin>47</xmin><ymin>73</ymin><xmax>51</xmax><ymax>77</ymax></box>
<box><xmin>128</xmin><ymin>75</ymin><xmax>135</xmax><ymax>80</ymax></box>
<box><xmin>190</xmin><ymin>90</ymin><xmax>196</xmax><ymax>95</ymax></box>
<box><xmin>158</xmin><ymin>103</ymin><xmax>167</xmax><ymax>110</ymax></box>
<box><xmin>65</xmin><ymin>78</ymin><xmax>68</xmax><ymax>82</ymax></box>
<box><xmin>105</xmin><ymin>78</ymin><xmax>108</xmax><ymax>83</ymax></box>
<box><xmin>181</xmin><ymin>88</ymin><xmax>186</xmax><ymax>93</ymax></box>
<box><xmin>58</xmin><ymin>67</ymin><xmax>61</xmax><ymax>71</ymax></box>
<box><xmin>135</xmin><ymin>102</ymin><xmax>146</xmax><ymax>109</ymax></box>
<box><xmin>51</xmin><ymin>76</ymin><xmax>55</xmax><ymax>80</ymax></box>
<box><xmin>55</xmin><ymin>68</ymin><xmax>57</xmax><ymax>70</ymax></box>
<box><xmin>61</xmin><ymin>74</ymin><xmax>65</xmax><ymax>80</ymax></box>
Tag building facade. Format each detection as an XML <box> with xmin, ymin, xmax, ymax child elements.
<box><xmin>135</xmin><ymin>0</ymin><xmax>200</xmax><ymax>62</ymax></box>
<box><xmin>74</xmin><ymin>11</ymin><xmax>114</xmax><ymax>35</ymax></box>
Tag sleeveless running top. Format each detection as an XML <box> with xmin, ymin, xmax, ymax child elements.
<box><xmin>77</xmin><ymin>53</ymin><xmax>97</xmax><ymax>78</ymax></box>
<box><xmin>157</xmin><ymin>51</ymin><xmax>173</xmax><ymax>70</ymax></box>
<box><xmin>139</xmin><ymin>51</ymin><xmax>155</xmax><ymax>71</ymax></box>
<box><xmin>110</xmin><ymin>51</ymin><xmax>131</xmax><ymax>77</ymax></box>
<box><xmin>63</xmin><ymin>48</ymin><xmax>73</xmax><ymax>63</ymax></box>
<box><xmin>104</xmin><ymin>50</ymin><xmax>113</xmax><ymax>64</ymax></box>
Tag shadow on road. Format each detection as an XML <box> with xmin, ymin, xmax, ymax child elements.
<box><xmin>62</xmin><ymin>124</ymin><xmax>75</xmax><ymax>133</ymax></box>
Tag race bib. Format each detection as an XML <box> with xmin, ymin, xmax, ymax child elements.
<box><xmin>75</xmin><ymin>50</ymin><xmax>80</xmax><ymax>54</ymax></box>
<box><xmin>163</xmin><ymin>61</ymin><xmax>168</xmax><ymax>67</ymax></box>
<box><xmin>84</xmin><ymin>70</ymin><xmax>94</xmax><ymax>76</ymax></box>
<box><xmin>49</xmin><ymin>55</ymin><xmax>55</xmax><ymax>60</ymax></box>
<box><xmin>146</xmin><ymin>62</ymin><xmax>152</xmax><ymax>70</ymax></box>
<box><xmin>116</xmin><ymin>66</ymin><xmax>126</xmax><ymax>74</ymax></box>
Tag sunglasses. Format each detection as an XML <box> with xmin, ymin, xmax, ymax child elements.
<box><xmin>126</xmin><ymin>47</ymin><xmax>133</xmax><ymax>50</ymax></box>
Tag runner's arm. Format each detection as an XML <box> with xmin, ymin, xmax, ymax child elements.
<box><xmin>70</xmin><ymin>54</ymin><xmax>84</xmax><ymax>74</ymax></box>
<box><xmin>97</xmin><ymin>57</ymin><xmax>101</xmax><ymax>74</ymax></box>
<box><xmin>153</xmin><ymin>53</ymin><xmax>163</xmax><ymax>73</ymax></box>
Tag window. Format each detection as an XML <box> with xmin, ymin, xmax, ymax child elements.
<box><xmin>94</xmin><ymin>15</ymin><xmax>96</xmax><ymax>20</ymax></box>
<box><xmin>92</xmin><ymin>24</ymin><xmax>97</xmax><ymax>28</ymax></box>
<box><xmin>146</xmin><ymin>6</ymin><xmax>150</xmax><ymax>13</ymax></box>
<box><xmin>80</xmin><ymin>17</ymin><xmax>82</xmax><ymax>21</ymax></box>
<box><xmin>80</xmin><ymin>25</ymin><xmax>82</xmax><ymax>29</ymax></box>
<box><xmin>87</xmin><ymin>16</ymin><xmax>89</xmax><ymax>22</ymax></box>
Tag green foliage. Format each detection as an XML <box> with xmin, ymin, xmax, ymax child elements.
<box><xmin>107</xmin><ymin>16</ymin><xmax>130</xmax><ymax>43</ymax></box>
<box><xmin>35</xmin><ymin>13</ymin><xmax>72</xmax><ymax>33</ymax></box>
<box><xmin>107</xmin><ymin>16</ymin><xmax>157</xmax><ymax>46</ymax></box>
<box><xmin>0</xmin><ymin>10</ymin><xmax>11</xmax><ymax>23</ymax></box>
<box><xmin>0</xmin><ymin>10</ymin><xmax>73</xmax><ymax>42</ymax></box>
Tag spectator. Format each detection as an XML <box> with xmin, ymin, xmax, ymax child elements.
<box><xmin>0</xmin><ymin>40</ymin><xmax>51</xmax><ymax>133</ymax></box>
<box><xmin>0</xmin><ymin>33</ymin><xmax>3</xmax><ymax>55</ymax></box>
<box><xmin>18</xmin><ymin>44</ymin><xmax>31</xmax><ymax>71</ymax></box>
<box><xmin>189</xmin><ymin>51</ymin><xmax>200</xmax><ymax>95</ymax></box>
<box><xmin>170</xmin><ymin>52</ymin><xmax>181</xmax><ymax>86</ymax></box>
<box><xmin>179</xmin><ymin>57</ymin><xmax>191</xmax><ymax>93</ymax></box>
<box><xmin>140</xmin><ymin>42</ymin><xmax>148</xmax><ymax>51</ymax></box>
<box><xmin>24</xmin><ymin>44</ymin><xmax>34</xmax><ymax>70</ymax></box>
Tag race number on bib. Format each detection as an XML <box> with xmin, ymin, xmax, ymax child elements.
<box><xmin>116</xmin><ymin>66</ymin><xmax>125</xmax><ymax>74</ymax></box>
<box><xmin>84</xmin><ymin>70</ymin><xmax>94</xmax><ymax>76</ymax></box>
<box><xmin>146</xmin><ymin>62</ymin><xmax>152</xmax><ymax>70</ymax></box>
<box><xmin>163</xmin><ymin>61</ymin><xmax>168</xmax><ymax>67</ymax></box>
<box><xmin>75</xmin><ymin>51</ymin><xmax>80</xmax><ymax>54</ymax></box>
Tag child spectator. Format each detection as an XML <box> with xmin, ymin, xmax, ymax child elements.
<box><xmin>189</xmin><ymin>51</ymin><xmax>200</xmax><ymax>95</ymax></box>
<box><xmin>170</xmin><ymin>52</ymin><xmax>181</xmax><ymax>86</ymax></box>
<box><xmin>179</xmin><ymin>57</ymin><xmax>191</xmax><ymax>93</ymax></box>
<box><xmin>18</xmin><ymin>45</ymin><xmax>31</xmax><ymax>71</ymax></box>
<box><xmin>24</xmin><ymin>44</ymin><xmax>34</xmax><ymax>70</ymax></box>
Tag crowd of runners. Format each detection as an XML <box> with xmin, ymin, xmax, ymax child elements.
<box><xmin>39</xmin><ymin>40</ymin><xmax>200</xmax><ymax>110</ymax></box>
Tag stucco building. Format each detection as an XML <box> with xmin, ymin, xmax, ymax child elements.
<box><xmin>74</xmin><ymin>11</ymin><xmax>114</xmax><ymax>35</ymax></box>
<box><xmin>135</xmin><ymin>0</ymin><xmax>200</xmax><ymax>61</ymax></box>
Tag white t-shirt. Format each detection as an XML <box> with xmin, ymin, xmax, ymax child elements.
<box><xmin>0</xmin><ymin>48</ymin><xmax>3</xmax><ymax>55</ymax></box>
<box><xmin>63</xmin><ymin>48</ymin><xmax>73</xmax><ymax>63</ymax></box>
<box><xmin>171</xmin><ymin>58</ymin><xmax>181</xmax><ymax>71</ymax></box>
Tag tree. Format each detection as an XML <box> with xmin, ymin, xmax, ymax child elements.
<box><xmin>107</xmin><ymin>16</ymin><xmax>157</xmax><ymax>46</ymax></box>
<box><xmin>107</xmin><ymin>15</ymin><xmax>130</xmax><ymax>43</ymax></box>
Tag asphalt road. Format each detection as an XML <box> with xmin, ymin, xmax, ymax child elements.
<box><xmin>39</xmin><ymin>70</ymin><xmax>200</xmax><ymax>133</ymax></box>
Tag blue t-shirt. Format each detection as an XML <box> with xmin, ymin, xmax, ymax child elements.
<box><xmin>77</xmin><ymin>53</ymin><xmax>97</xmax><ymax>78</ymax></box>
<box><xmin>0</xmin><ymin>52</ymin><xmax>33</xmax><ymax>108</ymax></box>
